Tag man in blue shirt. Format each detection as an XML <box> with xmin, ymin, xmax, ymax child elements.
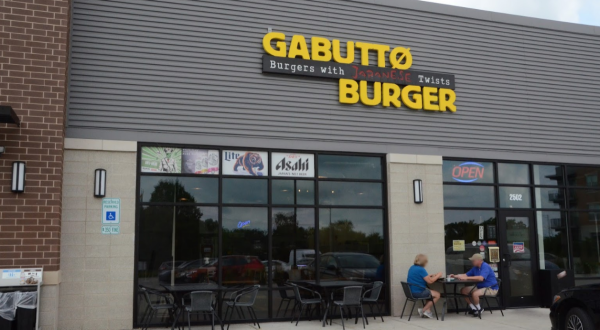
<box><xmin>450</xmin><ymin>254</ymin><xmax>499</xmax><ymax>317</ymax></box>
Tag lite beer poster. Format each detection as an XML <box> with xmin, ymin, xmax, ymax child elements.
<box><xmin>222</xmin><ymin>150</ymin><xmax>268</xmax><ymax>176</ymax></box>
<box><xmin>141</xmin><ymin>147</ymin><xmax>182</xmax><ymax>173</ymax></box>
<box><xmin>271</xmin><ymin>153</ymin><xmax>314</xmax><ymax>177</ymax></box>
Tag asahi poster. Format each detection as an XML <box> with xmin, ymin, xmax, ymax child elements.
<box><xmin>271</xmin><ymin>153</ymin><xmax>314</xmax><ymax>177</ymax></box>
<box><xmin>222</xmin><ymin>150</ymin><xmax>268</xmax><ymax>176</ymax></box>
<box><xmin>141</xmin><ymin>147</ymin><xmax>182</xmax><ymax>173</ymax></box>
<box><xmin>182</xmin><ymin>149</ymin><xmax>219</xmax><ymax>175</ymax></box>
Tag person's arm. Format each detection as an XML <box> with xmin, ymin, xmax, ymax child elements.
<box><xmin>423</xmin><ymin>271</ymin><xmax>442</xmax><ymax>284</ymax></box>
<box><xmin>456</xmin><ymin>268</ymin><xmax>484</xmax><ymax>281</ymax></box>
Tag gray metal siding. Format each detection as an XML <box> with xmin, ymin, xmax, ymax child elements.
<box><xmin>67</xmin><ymin>0</ymin><xmax>600</xmax><ymax>163</ymax></box>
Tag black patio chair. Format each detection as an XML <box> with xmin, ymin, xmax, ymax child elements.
<box><xmin>400</xmin><ymin>282</ymin><xmax>438</xmax><ymax>321</ymax></box>
<box><xmin>223</xmin><ymin>285</ymin><xmax>261</xmax><ymax>330</ymax></box>
<box><xmin>331</xmin><ymin>286</ymin><xmax>366</xmax><ymax>330</ymax></box>
<box><xmin>290</xmin><ymin>283</ymin><xmax>324</xmax><ymax>326</ymax></box>
<box><xmin>479</xmin><ymin>279</ymin><xmax>504</xmax><ymax>317</ymax></box>
<box><xmin>139</xmin><ymin>286</ymin><xmax>179</xmax><ymax>330</ymax></box>
<box><xmin>275</xmin><ymin>283</ymin><xmax>296</xmax><ymax>317</ymax></box>
<box><xmin>182</xmin><ymin>291</ymin><xmax>223</xmax><ymax>330</ymax></box>
<box><xmin>361</xmin><ymin>281</ymin><xmax>384</xmax><ymax>324</ymax></box>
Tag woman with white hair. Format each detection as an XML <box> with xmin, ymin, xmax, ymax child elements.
<box><xmin>406</xmin><ymin>254</ymin><xmax>442</xmax><ymax>319</ymax></box>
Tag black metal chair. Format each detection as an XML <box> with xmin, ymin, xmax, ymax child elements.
<box><xmin>182</xmin><ymin>291</ymin><xmax>223</xmax><ymax>330</ymax></box>
<box><xmin>331</xmin><ymin>286</ymin><xmax>366</xmax><ymax>330</ymax></box>
<box><xmin>361</xmin><ymin>281</ymin><xmax>384</xmax><ymax>324</ymax></box>
<box><xmin>139</xmin><ymin>286</ymin><xmax>179</xmax><ymax>330</ymax></box>
<box><xmin>479</xmin><ymin>279</ymin><xmax>504</xmax><ymax>317</ymax></box>
<box><xmin>290</xmin><ymin>283</ymin><xmax>324</xmax><ymax>326</ymax></box>
<box><xmin>224</xmin><ymin>285</ymin><xmax>261</xmax><ymax>330</ymax></box>
<box><xmin>275</xmin><ymin>284</ymin><xmax>296</xmax><ymax>317</ymax></box>
<box><xmin>400</xmin><ymin>282</ymin><xmax>438</xmax><ymax>321</ymax></box>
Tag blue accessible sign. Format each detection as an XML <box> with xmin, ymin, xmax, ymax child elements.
<box><xmin>102</xmin><ymin>198</ymin><xmax>120</xmax><ymax>224</ymax></box>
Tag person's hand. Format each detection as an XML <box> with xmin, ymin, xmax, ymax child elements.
<box><xmin>436</xmin><ymin>272</ymin><xmax>443</xmax><ymax>278</ymax></box>
<box><xmin>449</xmin><ymin>274</ymin><xmax>455</xmax><ymax>278</ymax></box>
<box><xmin>456</xmin><ymin>274</ymin><xmax>467</xmax><ymax>280</ymax></box>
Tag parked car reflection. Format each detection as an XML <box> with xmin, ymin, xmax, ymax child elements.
<box><xmin>310</xmin><ymin>252</ymin><xmax>379</xmax><ymax>281</ymax></box>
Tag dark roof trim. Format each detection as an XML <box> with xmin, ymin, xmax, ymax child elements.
<box><xmin>0</xmin><ymin>106</ymin><xmax>21</xmax><ymax>127</ymax></box>
<box><xmin>348</xmin><ymin>0</ymin><xmax>600</xmax><ymax>36</ymax></box>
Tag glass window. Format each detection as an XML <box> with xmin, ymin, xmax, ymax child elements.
<box><xmin>536</xmin><ymin>211</ymin><xmax>569</xmax><ymax>270</ymax></box>
<box><xmin>498</xmin><ymin>163</ymin><xmax>530</xmax><ymax>185</ymax></box>
<box><xmin>570</xmin><ymin>212</ymin><xmax>600</xmax><ymax>278</ymax></box>
<box><xmin>499</xmin><ymin>187</ymin><xmax>531</xmax><ymax>208</ymax></box>
<box><xmin>272</xmin><ymin>180</ymin><xmax>294</xmax><ymax>205</ymax></box>
<box><xmin>443</xmin><ymin>160</ymin><xmax>494</xmax><ymax>184</ymax></box>
<box><xmin>444</xmin><ymin>210</ymin><xmax>497</xmax><ymax>275</ymax></box>
<box><xmin>318</xmin><ymin>209</ymin><xmax>384</xmax><ymax>282</ymax></box>
<box><xmin>272</xmin><ymin>180</ymin><xmax>315</xmax><ymax>205</ymax></box>
<box><xmin>221</xmin><ymin>207</ymin><xmax>268</xmax><ymax>286</ymax></box>
<box><xmin>296</xmin><ymin>180</ymin><xmax>314</xmax><ymax>205</ymax></box>
<box><xmin>535</xmin><ymin>188</ymin><xmax>564</xmax><ymax>209</ymax></box>
<box><xmin>318</xmin><ymin>155</ymin><xmax>382</xmax><ymax>180</ymax></box>
<box><xmin>222</xmin><ymin>178</ymin><xmax>267</xmax><ymax>204</ymax></box>
<box><xmin>139</xmin><ymin>176</ymin><xmax>219</xmax><ymax>203</ymax></box>
<box><xmin>271</xmin><ymin>208</ymin><xmax>315</xmax><ymax>287</ymax></box>
<box><xmin>319</xmin><ymin>182</ymin><xmax>382</xmax><ymax>206</ymax></box>
<box><xmin>534</xmin><ymin>165</ymin><xmax>564</xmax><ymax>186</ymax></box>
<box><xmin>568</xmin><ymin>189</ymin><xmax>600</xmax><ymax>210</ymax></box>
<box><xmin>443</xmin><ymin>185</ymin><xmax>495</xmax><ymax>208</ymax></box>
<box><xmin>567</xmin><ymin>166</ymin><xmax>600</xmax><ymax>187</ymax></box>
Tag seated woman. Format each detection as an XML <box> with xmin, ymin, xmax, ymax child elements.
<box><xmin>406</xmin><ymin>254</ymin><xmax>442</xmax><ymax>319</ymax></box>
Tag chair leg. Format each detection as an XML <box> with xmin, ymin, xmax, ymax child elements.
<box><xmin>187</xmin><ymin>311</ymin><xmax>191</xmax><ymax>330</ymax></box>
<box><xmin>296</xmin><ymin>304</ymin><xmax>305</xmax><ymax>326</ymax></box>
<box><xmin>251</xmin><ymin>307</ymin><xmax>261</xmax><ymax>329</ymax></box>
<box><xmin>212</xmin><ymin>310</ymin><xmax>215</xmax><ymax>330</ymax></box>
<box><xmin>215</xmin><ymin>310</ymin><xmax>224</xmax><ymax>330</ymax></box>
<box><xmin>496</xmin><ymin>297</ymin><xmax>504</xmax><ymax>316</ymax></box>
<box><xmin>339</xmin><ymin>306</ymin><xmax>346</xmax><ymax>330</ymax></box>
<box><xmin>400</xmin><ymin>299</ymin><xmax>408</xmax><ymax>319</ymax></box>
<box><xmin>276</xmin><ymin>299</ymin><xmax>284</xmax><ymax>317</ymax></box>
<box><xmin>377</xmin><ymin>302</ymin><xmax>384</xmax><ymax>322</ymax></box>
<box><xmin>483</xmin><ymin>296</ymin><xmax>492</xmax><ymax>314</ymax></box>
<box><xmin>225</xmin><ymin>305</ymin><xmax>232</xmax><ymax>330</ymax></box>
<box><xmin>284</xmin><ymin>299</ymin><xmax>292</xmax><ymax>317</ymax></box>
<box><xmin>408</xmin><ymin>301</ymin><xmax>416</xmax><ymax>322</ymax></box>
<box><xmin>431</xmin><ymin>298</ymin><xmax>439</xmax><ymax>320</ymax></box>
<box><xmin>360</xmin><ymin>305</ymin><xmax>366</xmax><ymax>329</ymax></box>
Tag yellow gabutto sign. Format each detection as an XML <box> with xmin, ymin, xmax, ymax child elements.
<box><xmin>262</xmin><ymin>32</ymin><xmax>457</xmax><ymax>112</ymax></box>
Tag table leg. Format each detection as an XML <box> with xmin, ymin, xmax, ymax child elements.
<box><xmin>453</xmin><ymin>284</ymin><xmax>459</xmax><ymax>314</ymax></box>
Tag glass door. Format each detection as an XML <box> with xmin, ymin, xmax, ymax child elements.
<box><xmin>498</xmin><ymin>210</ymin><xmax>539</xmax><ymax>307</ymax></box>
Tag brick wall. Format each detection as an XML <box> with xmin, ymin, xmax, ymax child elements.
<box><xmin>0</xmin><ymin>0</ymin><xmax>70</xmax><ymax>271</ymax></box>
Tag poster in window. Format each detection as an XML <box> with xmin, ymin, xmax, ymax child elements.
<box><xmin>271</xmin><ymin>153</ymin><xmax>315</xmax><ymax>177</ymax></box>
<box><xmin>182</xmin><ymin>149</ymin><xmax>219</xmax><ymax>175</ymax></box>
<box><xmin>141</xmin><ymin>147</ymin><xmax>182</xmax><ymax>173</ymax></box>
<box><xmin>222</xmin><ymin>150</ymin><xmax>268</xmax><ymax>176</ymax></box>
<box><xmin>488</xmin><ymin>247</ymin><xmax>500</xmax><ymax>263</ymax></box>
<box><xmin>452</xmin><ymin>240</ymin><xmax>465</xmax><ymax>252</ymax></box>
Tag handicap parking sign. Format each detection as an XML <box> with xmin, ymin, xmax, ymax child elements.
<box><xmin>102</xmin><ymin>198</ymin><xmax>120</xmax><ymax>224</ymax></box>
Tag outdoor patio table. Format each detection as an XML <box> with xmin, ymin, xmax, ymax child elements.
<box><xmin>292</xmin><ymin>280</ymin><xmax>367</xmax><ymax>327</ymax></box>
<box><xmin>162</xmin><ymin>283</ymin><xmax>224</xmax><ymax>330</ymax></box>
<box><xmin>437</xmin><ymin>279</ymin><xmax>483</xmax><ymax>321</ymax></box>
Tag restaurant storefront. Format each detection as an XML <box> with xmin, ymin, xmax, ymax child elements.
<box><xmin>39</xmin><ymin>0</ymin><xmax>600</xmax><ymax>328</ymax></box>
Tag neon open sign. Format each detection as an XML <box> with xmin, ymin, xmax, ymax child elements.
<box><xmin>452</xmin><ymin>162</ymin><xmax>485</xmax><ymax>183</ymax></box>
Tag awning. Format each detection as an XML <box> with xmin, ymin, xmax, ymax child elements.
<box><xmin>0</xmin><ymin>106</ymin><xmax>20</xmax><ymax>126</ymax></box>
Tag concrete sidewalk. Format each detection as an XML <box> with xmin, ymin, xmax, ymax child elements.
<box><xmin>191</xmin><ymin>308</ymin><xmax>552</xmax><ymax>330</ymax></box>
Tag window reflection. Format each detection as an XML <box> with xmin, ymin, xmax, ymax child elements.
<box><xmin>272</xmin><ymin>180</ymin><xmax>314</xmax><ymax>205</ymax></box>
<box><xmin>139</xmin><ymin>176</ymin><xmax>218</xmax><ymax>203</ymax></box>
<box><xmin>318</xmin><ymin>155</ymin><xmax>381</xmax><ymax>180</ymax></box>
<box><xmin>568</xmin><ymin>189</ymin><xmax>600</xmax><ymax>210</ymax></box>
<box><xmin>570</xmin><ymin>212</ymin><xmax>600</xmax><ymax>277</ymax></box>
<box><xmin>318</xmin><ymin>209</ymin><xmax>384</xmax><ymax>282</ymax></box>
<box><xmin>536</xmin><ymin>211</ymin><xmax>568</xmax><ymax>270</ymax></box>
<box><xmin>319</xmin><ymin>182</ymin><xmax>382</xmax><ymax>206</ymax></box>
<box><xmin>534</xmin><ymin>165</ymin><xmax>564</xmax><ymax>186</ymax></box>
<box><xmin>221</xmin><ymin>207</ymin><xmax>268</xmax><ymax>286</ymax></box>
<box><xmin>535</xmin><ymin>188</ymin><xmax>564</xmax><ymax>209</ymax></box>
<box><xmin>498</xmin><ymin>163</ymin><xmax>530</xmax><ymax>185</ymax></box>
<box><xmin>567</xmin><ymin>167</ymin><xmax>600</xmax><ymax>187</ymax></box>
<box><xmin>444</xmin><ymin>210</ymin><xmax>497</xmax><ymax>275</ymax></box>
<box><xmin>443</xmin><ymin>185</ymin><xmax>495</xmax><ymax>208</ymax></box>
<box><xmin>222</xmin><ymin>178</ymin><xmax>267</xmax><ymax>204</ymax></box>
<box><xmin>271</xmin><ymin>208</ymin><xmax>315</xmax><ymax>284</ymax></box>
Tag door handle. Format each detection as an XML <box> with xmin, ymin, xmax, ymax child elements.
<box><xmin>502</xmin><ymin>254</ymin><xmax>512</xmax><ymax>267</ymax></box>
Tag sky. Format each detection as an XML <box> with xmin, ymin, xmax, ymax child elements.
<box><xmin>419</xmin><ymin>0</ymin><xmax>600</xmax><ymax>26</ymax></box>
